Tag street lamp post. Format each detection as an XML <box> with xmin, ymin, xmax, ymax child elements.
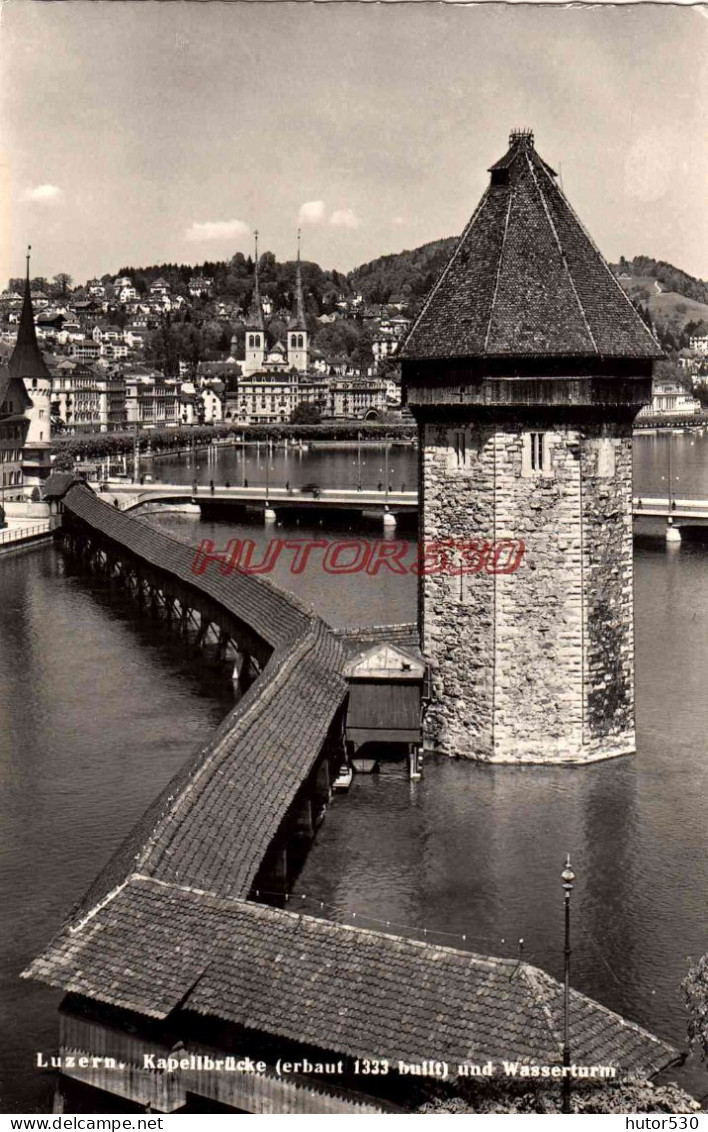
<box><xmin>357</xmin><ymin>431</ymin><xmax>362</xmax><ymax>491</ymax></box>
<box><xmin>384</xmin><ymin>434</ymin><xmax>390</xmax><ymax>506</ymax></box>
<box><xmin>561</xmin><ymin>854</ymin><xmax>576</xmax><ymax>1114</ymax></box>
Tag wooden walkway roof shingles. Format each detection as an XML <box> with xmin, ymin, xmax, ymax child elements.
<box><xmin>23</xmin><ymin>487</ymin><xmax>679</xmax><ymax>1081</ymax></box>
<box><xmin>28</xmin><ymin>877</ymin><xmax>677</xmax><ymax>1077</ymax></box>
<box><xmin>53</xmin><ymin>483</ymin><xmax>346</xmax><ymax>920</ymax></box>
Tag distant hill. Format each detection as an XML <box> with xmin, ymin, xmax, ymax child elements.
<box><xmin>612</xmin><ymin>256</ymin><xmax>708</xmax><ymax>346</ymax></box>
<box><xmin>613</xmin><ymin>256</ymin><xmax>708</xmax><ymax>306</ymax></box>
<box><xmin>347</xmin><ymin>237</ymin><xmax>457</xmax><ymax>306</ymax></box>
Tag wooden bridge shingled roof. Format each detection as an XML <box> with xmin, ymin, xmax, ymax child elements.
<box><xmin>51</xmin><ymin>483</ymin><xmax>346</xmax><ymax>920</ymax></box>
<box><xmin>26</xmin><ymin>877</ymin><xmax>678</xmax><ymax>1078</ymax></box>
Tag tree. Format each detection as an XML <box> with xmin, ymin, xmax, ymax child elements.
<box><xmin>53</xmin><ymin>273</ymin><xmax>73</xmax><ymax>296</ymax></box>
<box><xmin>416</xmin><ymin>1079</ymin><xmax>699</xmax><ymax>1115</ymax></box>
<box><xmin>683</xmin><ymin>953</ymin><xmax>708</xmax><ymax>1063</ymax></box>
<box><xmin>291</xmin><ymin>403</ymin><xmax>322</xmax><ymax>425</ymax></box>
<box><xmin>267</xmin><ymin>318</ymin><xmax>287</xmax><ymax>348</ymax></box>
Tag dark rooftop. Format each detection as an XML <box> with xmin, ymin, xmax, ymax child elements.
<box><xmin>401</xmin><ymin>131</ymin><xmax>663</xmax><ymax>362</ymax></box>
<box><xmin>9</xmin><ymin>265</ymin><xmax>52</xmax><ymax>383</ymax></box>
<box><xmin>25</xmin><ymin>876</ymin><xmax>678</xmax><ymax>1077</ymax></box>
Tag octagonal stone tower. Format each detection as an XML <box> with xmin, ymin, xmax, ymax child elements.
<box><xmin>400</xmin><ymin>130</ymin><xmax>661</xmax><ymax>764</ymax></box>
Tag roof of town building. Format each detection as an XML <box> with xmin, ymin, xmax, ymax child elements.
<box><xmin>0</xmin><ymin>364</ymin><xmax>33</xmax><ymax>410</ymax></box>
<box><xmin>401</xmin><ymin>131</ymin><xmax>663</xmax><ymax>362</ymax></box>
<box><xmin>26</xmin><ymin>874</ymin><xmax>677</xmax><ymax>1077</ymax></box>
<box><xmin>8</xmin><ymin>264</ymin><xmax>52</xmax><ymax>382</ymax></box>
<box><xmin>41</xmin><ymin>472</ymin><xmax>79</xmax><ymax>500</ymax></box>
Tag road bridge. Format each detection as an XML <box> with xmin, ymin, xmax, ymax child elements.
<box><xmin>104</xmin><ymin>481</ymin><xmax>708</xmax><ymax>531</ymax></box>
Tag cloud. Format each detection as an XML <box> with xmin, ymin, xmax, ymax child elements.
<box><xmin>21</xmin><ymin>184</ymin><xmax>62</xmax><ymax>204</ymax></box>
<box><xmin>298</xmin><ymin>200</ymin><xmax>326</xmax><ymax>226</ymax></box>
<box><xmin>184</xmin><ymin>218</ymin><xmax>250</xmax><ymax>243</ymax></box>
<box><xmin>391</xmin><ymin>216</ymin><xmax>408</xmax><ymax>227</ymax></box>
<box><xmin>330</xmin><ymin>208</ymin><xmax>361</xmax><ymax>230</ymax></box>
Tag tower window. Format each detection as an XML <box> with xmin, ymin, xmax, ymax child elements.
<box><xmin>531</xmin><ymin>432</ymin><xmax>544</xmax><ymax>471</ymax></box>
<box><xmin>445</xmin><ymin>427</ymin><xmax>477</xmax><ymax>472</ymax></box>
<box><xmin>522</xmin><ymin>431</ymin><xmax>552</xmax><ymax>476</ymax></box>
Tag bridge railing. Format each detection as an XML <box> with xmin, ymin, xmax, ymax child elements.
<box><xmin>0</xmin><ymin>521</ymin><xmax>52</xmax><ymax>546</ymax></box>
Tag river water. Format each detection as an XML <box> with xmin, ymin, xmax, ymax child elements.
<box><xmin>1</xmin><ymin>434</ymin><xmax>707</xmax><ymax>1111</ymax></box>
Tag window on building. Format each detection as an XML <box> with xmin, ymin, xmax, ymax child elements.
<box><xmin>522</xmin><ymin>431</ymin><xmax>552</xmax><ymax>476</ymax></box>
<box><xmin>446</xmin><ymin>427</ymin><xmax>477</xmax><ymax>472</ymax></box>
<box><xmin>530</xmin><ymin>432</ymin><xmax>544</xmax><ymax>471</ymax></box>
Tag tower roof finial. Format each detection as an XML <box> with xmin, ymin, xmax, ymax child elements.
<box><xmin>26</xmin><ymin>244</ymin><xmax>32</xmax><ymax>281</ymax></box>
<box><xmin>509</xmin><ymin>128</ymin><xmax>534</xmax><ymax>148</ymax></box>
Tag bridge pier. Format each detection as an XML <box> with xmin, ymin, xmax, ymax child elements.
<box><xmin>666</xmin><ymin>519</ymin><xmax>681</xmax><ymax>544</ymax></box>
<box><xmin>293</xmin><ymin>796</ymin><xmax>315</xmax><ymax>841</ymax></box>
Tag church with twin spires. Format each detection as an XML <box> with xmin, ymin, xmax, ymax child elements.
<box><xmin>239</xmin><ymin>234</ymin><xmax>309</xmax><ymax>377</ymax></box>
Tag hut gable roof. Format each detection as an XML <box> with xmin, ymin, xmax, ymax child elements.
<box><xmin>24</xmin><ymin>876</ymin><xmax>678</xmax><ymax>1077</ymax></box>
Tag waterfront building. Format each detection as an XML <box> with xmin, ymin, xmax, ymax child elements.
<box><xmin>0</xmin><ymin>366</ymin><xmax>31</xmax><ymax>500</ymax></box>
<box><xmin>231</xmin><ymin>372</ymin><xmax>328</xmax><ymax>424</ymax></box>
<box><xmin>8</xmin><ymin>256</ymin><xmax>53</xmax><ymax>485</ymax></box>
<box><xmin>636</xmin><ymin>378</ymin><xmax>702</xmax><ymax>417</ymax></box>
<box><xmin>400</xmin><ymin>129</ymin><xmax>661</xmax><ymax>764</ymax></box>
<box><xmin>328</xmin><ymin>377</ymin><xmax>387</xmax><ymax>419</ymax></box>
<box><xmin>125</xmin><ymin>372</ymin><xmax>179</xmax><ymax>428</ymax></box>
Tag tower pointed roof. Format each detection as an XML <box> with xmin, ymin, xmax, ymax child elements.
<box><xmin>245</xmin><ymin>230</ymin><xmax>264</xmax><ymax>332</ymax></box>
<box><xmin>401</xmin><ymin>131</ymin><xmax>662</xmax><ymax>361</ymax></box>
<box><xmin>288</xmin><ymin>230</ymin><xmax>307</xmax><ymax>332</ymax></box>
<box><xmin>9</xmin><ymin>246</ymin><xmax>51</xmax><ymax>381</ymax></box>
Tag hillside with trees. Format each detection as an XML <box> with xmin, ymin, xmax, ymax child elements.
<box><xmin>613</xmin><ymin>255</ymin><xmax>708</xmax><ymax>354</ymax></box>
<box><xmin>348</xmin><ymin>237</ymin><xmax>457</xmax><ymax>305</ymax></box>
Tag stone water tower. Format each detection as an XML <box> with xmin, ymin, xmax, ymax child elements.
<box><xmin>400</xmin><ymin>130</ymin><xmax>661</xmax><ymax>764</ymax></box>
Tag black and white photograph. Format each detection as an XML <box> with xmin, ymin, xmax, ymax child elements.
<box><xmin>1</xmin><ymin>0</ymin><xmax>707</xmax><ymax>1118</ymax></box>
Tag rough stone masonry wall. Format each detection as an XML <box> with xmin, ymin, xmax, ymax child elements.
<box><xmin>419</xmin><ymin>421</ymin><xmax>496</xmax><ymax>757</ymax></box>
<box><xmin>491</xmin><ymin>416</ymin><xmax>585</xmax><ymax>762</ymax></box>
<box><xmin>581</xmin><ymin>423</ymin><xmax>635</xmax><ymax>758</ymax></box>
<box><xmin>420</xmin><ymin>412</ymin><xmax>635</xmax><ymax>763</ymax></box>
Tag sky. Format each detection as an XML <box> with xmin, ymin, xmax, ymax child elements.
<box><xmin>1</xmin><ymin>2</ymin><xmax>707</xmax><ymax>287</ymax></box>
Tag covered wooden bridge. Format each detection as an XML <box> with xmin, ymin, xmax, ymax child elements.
<box><xmin>24</xmin><ymin>486</ymin><xmax>679</xmax><ymax>1113</ymax></box>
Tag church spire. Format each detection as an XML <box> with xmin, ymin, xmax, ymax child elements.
<box><xmin>245</xmin><ymin>229</ymin><xmax>264</xmax><ymax>331</ymax></box>
<box><xmin>9</xmin><ymin>245</ymin><xmax>51</xmax><ymax>381</ymax></box>
<box><xmin>289</xmin><ymin>229</ymin><xmax>307</xmax><ymax>332</ymax></box>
